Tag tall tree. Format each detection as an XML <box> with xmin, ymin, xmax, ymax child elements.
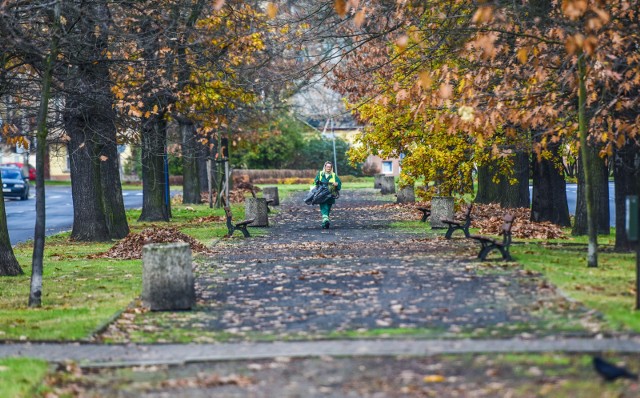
<box><xmin>31</xmin><ymin>0</ymin><xmax>62</xmax><ymax>306</ymax></box>
<box><xmin>0</xmin><ymin>183</ymin><xmax>22</xmax><ymax>276</ymax></box>
<box><xmin>613</xmin><ymin>141</ymin><xmax>640</xmax><ymax>251</ymax></box>
<box><xmin>531</xmin><ymin>139</ymin><xmax>571</xmax><ymax>226</ymax></box>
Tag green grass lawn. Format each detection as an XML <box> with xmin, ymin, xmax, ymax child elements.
<box><xmin>0</xmin><ymin>203</ymin><xmax>240</xmax><ymax>341</ymax></box>
<box><xmin>0</xmin><ymin>358</ymin><xmax>49</xmax><ymax>398</ymax></box>
<box><xmin>512</xmin><ymin>239</ymin><xmax>640</xmax><ymax>332</ymax></box>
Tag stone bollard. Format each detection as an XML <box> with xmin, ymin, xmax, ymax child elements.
<box><xmin>430</xmin><ymin>196</ymin><xmax>454</xmax><ymax>229</ymax></box>
<box><xmin>380</xmin><ymin>176</ymin><xmax>396</xmax><ymax>194</ymax></box>
<box><xmin>374</xmin><ymin>173</ymin><xmax>385</xmax><ymax>189</ymax></box>
<box><xmin>263</xmin><ymin>186</ymin><xmax>279</xmax><ymax>206</ymax></box>
<box><xmin>245</xmin><ymin>197</ymin><xmax>269</xmax><ymax>227</ymax></box>
<box><xmin>396</xmin><ymin>185</ymin><xmax>415</xmax><ymax>204</ymax></box>
<box><xmin>142</xmin><ymin>242</ymin><xmax>195</xmax><ymax>311</ymax></box>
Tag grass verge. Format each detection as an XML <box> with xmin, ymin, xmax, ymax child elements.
<box><xmin>0</xmin><ymin>358</ymin><xmax>49</xmax><ymax>398</ymax></box>
<box><xmin>0</xmin><ymin>203</ymin><xmax>244</xmax><ymax>341</ymax></box>
<box><xmin>512</xmin><ymin>240</ymin><xmax>639</xmax><ymax>332</ymax></box>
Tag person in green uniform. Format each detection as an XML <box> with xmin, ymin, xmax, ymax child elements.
<box><xmin>314</xmin><ymin>161</ymin><xmax>342</xmax><ymax>229</ymax></box>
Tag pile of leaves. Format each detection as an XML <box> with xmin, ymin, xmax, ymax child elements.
<box><xmin>90</xmin><ymin>227</ymin><xmax>214</xmax><ymax>260</ymax></box>
<box><xmin>210</xmin><ymin>185</ymin><xmax>261</xmax><ymax>204</ymax></box>
<box><xmin>469</xmin><ymin>203</ymin><xmax>566</xmax><ymax>239</ymax></box>
<box><xmin>171</xmin><ymin>185</ymin><xmax>260</xmax><ymax>206</ymax></box>
<box><xmin>191</xmin><ymin>215</ymin><xmax>225</xmax><ymax>223</ymax></box>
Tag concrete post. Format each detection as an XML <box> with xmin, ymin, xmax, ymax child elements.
<box><xmin>431</xmin><ymin>196</ymin><xmax>455</xmax><ymax>229</ymax></box>
<box><xmin>380</xmin><ymin>176</ymin><xmax>396</xmax><ymax>194</ymax></box>
<box><xmin>263</xmin><ymin>186</ymin><xmax>279</xmax><ymax>206</ymax></box>
<box><xmin>142</xmin><ymin>242</ymin><xmax>194</xmax><ymax>311</ymax></box>
<box><xmin>245</xmin><ymin>197</ymin><xmax>269</xmax><ymax>227</ymax></box>
<box><xmin>397</xmin><ymin>185</ymin><xmax>415</xmax><ymax>203</ymax></box>
<box><xmin>374</xmin><ymin>174</ymin><xmax>385</xmax><ymax>189</ymax></box>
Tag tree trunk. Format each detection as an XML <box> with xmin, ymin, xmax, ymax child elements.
<box><xmin>0</xmin><ymin>185</ymin><xmax>22</xmax><ymax>276</ymax></box>
<box><xmin>99</xmin><ymin>125</ymin><xmax>129</xmax><ymax>239</ymax></box>
<box><xmin>573</xmin><ymin>154</ymin><xmax>588</xmax><ymax>235</ymax></box>
<box><xmin>94</xmin><ymin>2</ymin><xmax>128</xmax><ymax>239</ymax></box>
<box><xmin>594</xmin><ymin>153</ymin><xmax>610</xmax><ymax>235</ymax></box>
<box><xmin>139</xmin><ymin>114</ymin><xmax>170</xmax><ymax>221</ymax></box>
<box><xmin>475</xmin><ymin>163</ymin><xmax>501</xmax><ymax>204</ymax></box>
<box><xmin>63</xmin><ymin>0</ymin><xmax>116</xmax><ymax>242</ymax></box>
<box><xmin>499</xmin><ymin>150</ymin><xmax>530</xmax><ymax>208</ymax></box>
<box><xmin>66</xmin><ymin>113</ymin><xmax>110</xmax><ymax>241</ymax></box>
<box><xmin>577</xmin><ymin>54</ymin><xmax>597</xmax><ymax>267</ymax></box>
<box><xmin>614</xmin><ymin>142</ymin><xmax>640</xmax><ymax>251</ymax></box>
<box><xmin>197</xmin><ymin>141</ymin><xmax>209</xmax><ymax>194</ymax></box>
<box><xmin>475</xmin><ymin>154</ymin><xmax>529</xmax><ymax>208</ymax></box>
<box><xmin>180</xmin><ymin>119</ymin><xmax>201</xmax><ymax>204</ymax></box>
<box><xmin>30</xmin><ymin>0</ymin><xmax>60</xmax><ymax>306</ymax></box>
<box><xmin>531</xmin><ymin>142</ymin><xmax>571</xmax><ymax>226</ymax></box>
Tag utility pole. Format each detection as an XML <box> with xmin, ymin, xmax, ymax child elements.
<box><xmin>331</xmin><ymin>118</ymin><xmax>337</xmax><ymax>175</ymax></box>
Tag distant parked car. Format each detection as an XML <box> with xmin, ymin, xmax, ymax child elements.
<box><xmin>1</xmin><ymin>167</ymin><xmax>30</xmax><ymax>200</ymax></box>
<box><xmin>0</xmin><ymin>162</ymin><xmax>35</xmax><ymax>181</ymax></box>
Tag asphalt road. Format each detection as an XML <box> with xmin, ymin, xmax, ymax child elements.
<box><xmin>4</xmin><ymin>185</ymin><xmax>143</xmax><ymax>245</ymax></box>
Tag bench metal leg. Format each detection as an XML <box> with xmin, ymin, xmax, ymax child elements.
<box><xmin>479</xmin><ymin>244</ymin><xmax>512</xmax><ymax>261</ymax></box>
<box><xmin>420</xmin><ymin>213</ymin><xmax>429</xmax><ymax>222</ymax></box>
<box><xmin>498</xmin><ymin>247</ymin><xmax>512</xmax><ymax>261</ymax></box>
<box><xmin>444</xmin><ymin>226</ymin><xmax>456</xmax><ymax>239</ymax></box>
<box><xmin>478</xmin><ymin>244</ymin><xmax>494</xmax><ymax>260</ymax></box>
<box><xmin>237</xmin><ymin>226</ymin><xmax>251</xmax><ymax>238</ymax></box>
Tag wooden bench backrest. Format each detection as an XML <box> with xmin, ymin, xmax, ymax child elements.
<box><xmin>502</xmin><ymin>214</ymin><xmax>515</xmax><ymax>234</ymax></box>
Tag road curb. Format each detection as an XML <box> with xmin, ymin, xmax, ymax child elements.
<box><xmin>3</xmin><ymin>338</ymin><xmax>640</xmax><ymax>367</ymax></box>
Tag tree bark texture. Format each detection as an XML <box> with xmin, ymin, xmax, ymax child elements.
<box><xmin>66</xmin><ymin>110</ymin><xmax>110</xmax><ymax>241</ymax></box>
<box><xmin>573</xmin><ymin>147</ymin><xmax>610</xmax><ymax>235</ymax></box>
<box><xmin>180</xmin><ymin>119</ymin><xmax>201</xmax><ymax>204</ymax></box>
<box><xmin>573</xmin><ymin>155</ymin><xmax>588</xmax><ymax>235</ymax></box>
<box><xmin>197</xmin><ymin>140</ymin><xmax>209</xmax><ymax>194</ymax></box>
<box><xmin>577</xmin><ymin>54</ymin><xmax>597</xmax><ymax>267</ymax></box>
<box><xmin>475</xmin><ymin>153</ymin><xmax>529</xmax><ymax>209</ymax></box>
<box><xmin>139</xmin><ymin>114</ymin><xmax>170</xmax><ymax>221</ymax></box>
<box><xmin>531</xmin><ymin>142</ymin><xmax>571</xmax><ymax>226</ymax></box>
<box><xmin>0</xmin><ymin>185</ymin><xmax>22</xmax><ymax>276</ymax></box>
<box><xmin>30</xmin><ymin>0</ymin><xmax>61</xmax><ymax>306</ymax></box>
<box><xmin>100</xmin><ymin>129</ymin><xmax>130</xmax><ymax>239</ymax></box>
<box><xmin>614</xmin><ymin>142</ymin><xmax>640</xmax><ymax>251</ymax></box>
<box><xmin>500</xmin><ymin>150</ymin><xmax>530</xmax><ymax>209</ymax></box>
<box><xmin>474</xmin><ymin>163</ymin><xmax>500</xmax><ymax>204</ymax></box>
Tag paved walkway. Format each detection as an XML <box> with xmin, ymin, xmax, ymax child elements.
<box><xmin>98</xmin><ymin>189</ymin><xmax>606</xmax><ymax>344</ymax></box>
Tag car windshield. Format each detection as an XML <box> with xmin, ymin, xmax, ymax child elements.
<box><xmin>1</xmin><ymin>169</ymin><xmax>22</xmax><ymax>180</ymax></box>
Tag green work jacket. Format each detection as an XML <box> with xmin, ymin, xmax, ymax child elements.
<box><xmin>314</xmin><ymin>170</ymin><xmax>342</xmax><ymax>205</ymax></box>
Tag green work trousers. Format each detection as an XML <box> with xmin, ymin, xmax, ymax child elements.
<box><xmin>319</xmin><ymin>202</ymin><xmax>332</xmax><ymax>223</ymax></box>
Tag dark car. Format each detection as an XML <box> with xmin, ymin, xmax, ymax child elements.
<box><xmin>1</xmin><ymin>167</ymin><xmax>30</xmax><ymax>200</ymax></box>
<box><xmin>1</xmin><ymin>162</ymin><xmax>35</xmax><ymax>181</ymax></box>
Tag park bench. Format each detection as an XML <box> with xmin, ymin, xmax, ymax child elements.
<box><xmin>441</xmin><ymin>203</ymin><xmax>473</xmax><ymax>239</ymax></box>
<box><xmin>224</xmin><ymin>206</ymin><xmax>254</xmax><ymax>238</ymax></box>
<box><xmin>469</xmin><ymin>214</ymin><xmax>515</xmax><ymax>261</ymax></box>
<box><xmin>416</xmin><ymin>207</ymin><xmax>431</xmax><ymax>222</ymax></box>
